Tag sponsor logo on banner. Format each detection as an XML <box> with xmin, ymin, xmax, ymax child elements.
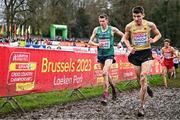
<box><xmin>119</xmin><ymin>59</ymin><xmax>134</xmax><ymax>69</ymax></box>
<box><xmin>94</xmin><ymin>64</ymin><xmax>104</xmax><ymax>84</ymax></box>
<box><xmin>109</xmin><ymin>63</ymin><xmax>119</xmax><ymax>81</ymax></box>
<box><xmin>118</xmin><ymin>58</ymin><xmax>136</xmax><ymax>80</ymax></box>
<box><xmin>94</xmin><ymin>63</ymin><xmax>119</xmax><ymax>84</ymax></box>
<box><xmin>7</xmin><ymin>52</ymin><xmax>37</xmax><ymax>91</ymax></box>
<box><xmin>10</xmin><ymin>52</ymin><xmax>30</xmax><ymax>62</ymax></box>
<box><xmin>16</xmin><ymin>82</ymin><xmax>35</xmax><ymax>91</ymax></box>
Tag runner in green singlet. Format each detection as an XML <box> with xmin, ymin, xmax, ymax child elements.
<box><xmin>89</xmin><ymin>14</ymin><xmax>124</xmax><ymax>105</ymax></box>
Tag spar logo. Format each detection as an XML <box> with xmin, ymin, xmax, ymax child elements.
<box><xmin>7</xmin><ymin>52</ymin><xmax>37</xmax><ymax>91</ymax></box>
<box><xmin>10</xmin><ymin>63</ymin><xmax>36</xmax><ymax>71</ymax></box>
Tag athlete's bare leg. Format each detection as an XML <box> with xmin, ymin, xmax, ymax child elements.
<box><xmin>100</xmin><ymin>59</ymin><xmax>113</xmax><ymax>105</ymax></box>
<box><xmin>168</xmin><ymin>68</ymin><xmax>175</xmax><ymax>80</ymax></box>
<box><xmin>138</xmin><ymin>60</ymin><xmax>154</xmax><ymax>116</ymax></box>
<box><xmin>134</xmin><ymin>66</ymin><xmax>141</xmax><ymax>86</ymax></box>
<box><xmin>108</xmin><ymin>74</ymin><xmax>117</xmax><ymax>100</ymax></box>
<box><xmin>162</xmin><ymin>66</ymin><xmax>168</xmax><ymax>88</ymax></box>
<box><xmin>102</xmin><ymin>59</ymin><xmax>113</xmax><ymax>92</ymax></box>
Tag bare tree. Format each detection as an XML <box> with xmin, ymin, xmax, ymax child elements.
<box><xmin>3</xmin><ymin>0</ymin><xmax>27</xmax><ymax>36</ymax></box>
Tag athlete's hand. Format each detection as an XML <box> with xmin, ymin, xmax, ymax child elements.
<box><xmin>117</xmin><ymin>42</ymin><xmax>122</xmax><ymax>48</ymax></box>
<box><xmin>98</xmin><ymin>43</ymin><xmax>103</xmax><ymax>47</ymax></box>
<box><xmin>149</xmin><ymin>38</ymin><xmax>154</xmax><ymax>43</ymax></box>
<box><xmin>129</xmin><ymin>47</ymin><xmax>136</xmax><ymax>54</ymax></box>
<box><xmin>170</xmin><ymin>56</ymin><xmax>175</xmax><ymax>59</ymax></box>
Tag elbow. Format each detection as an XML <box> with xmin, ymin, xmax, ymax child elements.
<box><xmin>121</xmin><ymin>33</ymin><xmax>125</xmax><ymax>38</ymax></box>
<box><xmin>159</xmin><ymin>33</ymin><xmax>162</xmax><ymax>39</ymax></box>
<box><xmin>158</xmin><ymin>32</ymin><xmax>162</xmax><ymax>39</ymax></box>
<box><xmin>88</xmin><ymin>41</ymin><xmax>91</xmax><ymax>44</ymax></box>
<box><xmin>88</xmin><ymin>41</ymin><xmax>93</xmax><ymax>46</ymax></box>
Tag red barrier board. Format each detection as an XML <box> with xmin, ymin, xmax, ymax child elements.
<box><xmin>0</xmin><ymin>46</ymin><xmax>161</xmax><ymax>97</ymax></box>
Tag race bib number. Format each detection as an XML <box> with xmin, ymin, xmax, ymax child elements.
<box><xmin>133</xmin><ymin>33</ymin><xmax>148</xmax><ymax>46</ymax></box>
<box><xmin>164</xmin><ymin>53</ymin><xmax>171</xmax><ymax>59</ymax></box>
<box><xmin>99</xmin><ymin>39</ymin><xmax>110</xmax><ymax>49</ymax></box>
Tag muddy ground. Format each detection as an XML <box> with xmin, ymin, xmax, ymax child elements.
<box><xmin>1</xmin><ymin>86</ymin><xmax>180</xmax><ymax>120</ymax></box>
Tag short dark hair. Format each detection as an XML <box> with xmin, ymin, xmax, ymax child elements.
<box><xmin>164</xmin><ymin>38</ymin><xmax>171</xmax><ymax>43</ymax></box>
<box><xmin>132</xmin><ymin>6</ymin><xmax>144</xmax><ymax>14</ymax></box>
<box><xmin>99</xmin><ymin>13</ymin><xmax>108</xmax><ymax>20</ymax></box>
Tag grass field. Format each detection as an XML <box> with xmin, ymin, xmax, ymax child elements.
<box><xmin>0</xmin><ymin>68</ymin><xmax>180</xmax><ymax>116</ymax></box>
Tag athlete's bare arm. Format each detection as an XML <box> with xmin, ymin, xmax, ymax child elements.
<box><xmin>88</xmin><ymin>27</ymin><xmax>99</xmax><ymax>47</ymax></box>
<box><xmin>148</xmin><ymin>22</ymin><xmax>162</xmax><ymax>43</ymax></box>
<box><xmin>112</xmin><ymin>27</ymin><xmax>124</xmax><ymax>47</ymax></box>
<box><xmin>112</xmin><ymin>27</ymin><xmax>124</xmax><ymax>37</ymax></box>
<box><xmin>161</xmin><ymin>47</ymin><xmax>165</xmax><ymax>59</ymax></box>
<box><xmin>171</xmin><ymin>47</ymin><xmax>177</xmax><ymax>58</ymax></box>
<box><xmin>161</xmin><ymin>47</ymin><xmax>165</xmax><ymax>54</ymax></box>
<box><xmin>122</xmin><ymin>23</ymin><xmax>135</xmax><ymax>53</ymax></box>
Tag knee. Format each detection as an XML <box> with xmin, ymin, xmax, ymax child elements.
<box><xmin>102</xmin><ymin>70</ymin><xmax>108</xmax><ymax>76</ymax></box>
<box><xmin>140</xmin><ymin>73</ymin><xmax>146</xmax><ymax>81</ymax></box>
<box><xmin>162</xmin><ymin>69</ymin><xmax>167</xmax><ymax>76</ymax></box>
<box><xmin>140</xmin><ymin>73</ymin><xmax>147</xmax><ymax>86</ymax></box>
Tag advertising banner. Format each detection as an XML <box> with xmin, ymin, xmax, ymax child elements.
<box><xmin>0</xmin><ymin>46</ymin><xmax>161</xmax><ymax>97</ymax></box>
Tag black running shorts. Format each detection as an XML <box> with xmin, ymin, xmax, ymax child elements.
<box><xmin>98</xmin><ymin>55</ymin><xmax>116</xmax><ymax>64</ymax></box>
<box><xmin>128</xmin><ymin>49</ymin><xmax>153</xmax><ymax>66</ymax></box>
<box><xmin>174</xmin><ymin>64</ymin><xmax>178</xmax><ymax>69</ymax></box>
